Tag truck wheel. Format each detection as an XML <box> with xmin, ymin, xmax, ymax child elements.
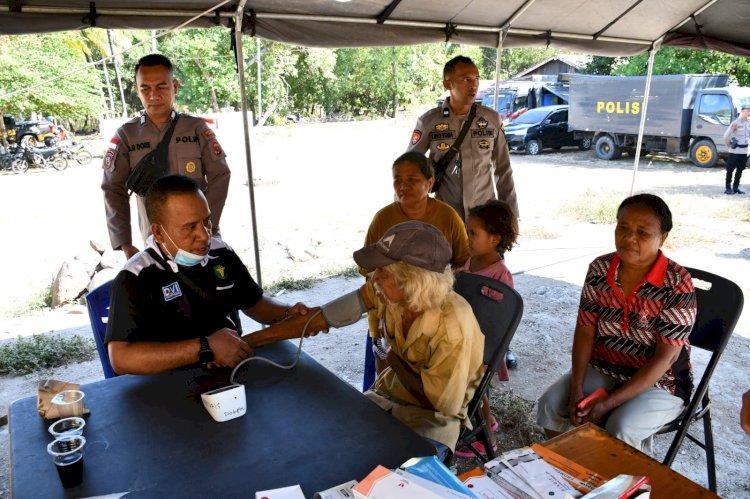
<box><xmin>525</xmin><ymin>139</ymin><xmax>542</xmax><ymax>155</ymax></box>
<box><xmin>690</xmin><ymin>140</ymin><xmax>718</xmax><ymax>168</ymax></box>
<box><xmin>595</xmin><ymin>135</ymin><xmax>622</xmax><ymax>160</ymax></box>
<box><xmin>578</xmin><ymin>137</ymin><xmax>593</xmax><ymax>151</ymax></box>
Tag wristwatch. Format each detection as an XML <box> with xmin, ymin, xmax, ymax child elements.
<box><xmin>198</xmin><ymin>336</ymin><xmax>214</xmax><ymax>364</ymax></box>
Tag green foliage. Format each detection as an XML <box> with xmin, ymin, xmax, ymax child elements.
<box><xmin>558</xmin><ymin>190</ymin><xmax>623</xmax><ymax>224</ymax></box>
<box><xmin>590</xmin><ymin>47</ymin><xmax>750</xmax><ymax>86</ymax></box>
<box><xmin>266</xmin><ymin>276</ymin><xmax>320</xmax><ymax>295</ymax></box>
<box><xmin>0</xmin><ymin>33</ymin><xmax>102</xmax><ymax>121</ymax></box>
<box><xmin>7</xmin><ymin>284</ymin><xmax>53</xmax><ymax>318</ymax></box>
<box><xmin>582</xmin><ymin>56</ymin><xmax>616</xmax><ymax>75</ymax></box>
<box><xmin>0</xmin><ymin>334</ymin><xmax>96</xmax><ymax>375</ymax></box>
<box><xmin>323</xmin><ymin>265</ymin><xmax>361</xmax><ymax>279</ymax></box>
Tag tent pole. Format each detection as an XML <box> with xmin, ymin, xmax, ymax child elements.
<box><xmin>493</xmin><ymin>27</ymin><xmax>509</xmax><ymax>114</ymax></box>
<box><xmin>629</xmin><ymin>39</ymin><xmax>661</xmax><ymax>196</ymax></box>
<box><xmin>234</xmin><ymin>0</ymin><xmax>263</xmax><ymax>286</ymax></box>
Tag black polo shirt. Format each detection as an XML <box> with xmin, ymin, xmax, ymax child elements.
<box><xmin>105</xmin><ymin>238</ymin><xmax>262</xmax><ymax>344</ymax></box>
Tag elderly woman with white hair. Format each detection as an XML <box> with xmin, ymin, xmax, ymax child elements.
<box><xmin>248</xmin><ymin>220</ymin><xmax>484</xmax><ymax>458</ymax></box>
<box><xmin>353</xmin><ymin>220</ymin><xmax>484</xmax><ymax>458</ymax></box>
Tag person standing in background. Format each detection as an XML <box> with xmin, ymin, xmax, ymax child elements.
<box><xmin>102</xmin><ymin>53</ymin><xmax>231</xmax><ymax>259</ymax></box>
<box><xmin>407</xmin><ymin>55</ymin><xmax>519</xmax><ymax>220</ymax></box>
<box><xmin>722</xmin><ymin>103</ymin><xmax>750</xmax><ymax>195</ymax></box>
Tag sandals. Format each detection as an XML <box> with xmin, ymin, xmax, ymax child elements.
<box><xmin>454</xmin><ymin>441</ymin><xmax>498</xmax><ymax>459</ymax></box>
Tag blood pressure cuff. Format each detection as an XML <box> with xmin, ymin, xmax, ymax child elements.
<box><xmin>321</xmin><ymin>290</ymin><xmax>367</xmax><ymax>328</ymax></box>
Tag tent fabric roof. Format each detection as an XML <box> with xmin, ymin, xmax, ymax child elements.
<box><xmin>1</xmin><ymin>0</ymin><xmax>750</xmax><ymax>57</ymax></box>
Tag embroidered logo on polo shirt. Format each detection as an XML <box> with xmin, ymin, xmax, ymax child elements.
<box><xmin>214</xmin><ymin>265</ymin><xmax>226</xmax><ymax>279</ymax></box>
<box><xmin>162</xmin><ymin>282</ymin><xmax>182</xmax><ymax>301</ymax></box>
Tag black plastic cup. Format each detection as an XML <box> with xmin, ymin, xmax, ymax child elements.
<box><xmin>47</xmin><ymin>435</ymin><xmax>85</xmax><ymax>488</ymax></box>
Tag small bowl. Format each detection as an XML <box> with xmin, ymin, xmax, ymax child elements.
<box><xmin>48</xmin><ymin>417</ymin><xmax>86</xmax><ymax>438</ymax></box>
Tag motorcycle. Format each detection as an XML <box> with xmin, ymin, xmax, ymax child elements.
<box><xmin>13</xmin><ymin>142</ymin><xmax>68</xmax><ymax>172</ymax></box>
<box><xmin>0</xmin><ymin>143</ymin><xmax>26</xmax><ymax>173</ymax></box>
<box><xmin>58</xmin><ymin>140</ymin><xmax>93</xmax><ymax>165</ymax></box>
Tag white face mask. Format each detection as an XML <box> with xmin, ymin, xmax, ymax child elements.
<box><xmin>159</xmin><ymin>225</ymin><xmax>208</xmax><ymax>267</ymax></box>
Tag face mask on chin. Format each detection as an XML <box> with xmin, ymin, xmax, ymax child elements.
<box><xmin>159</xmin><ymin>225</ymin><xmax>208</xmax><ymax>267</ymax></box>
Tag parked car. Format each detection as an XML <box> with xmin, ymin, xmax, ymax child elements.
<box><xmin>504</xmin><ymin>105</ymin><xmax>592</xmax><ymax>155</ymax></box>
<box><xmin>1</xmin><ymin>114</ymin><xmax>55</xmax><ymax>146</ymax></box>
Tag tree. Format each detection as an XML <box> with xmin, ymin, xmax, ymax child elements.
<box><xmin>0</xmin><ymin>32</ymin><xmax>101</xmax><ymax>126</ymax></box>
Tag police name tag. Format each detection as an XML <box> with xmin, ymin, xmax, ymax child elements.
<box><xmin>162</xmin><ymin>282</ymin><xmax>182</xmax><ymax>301</ymax></box>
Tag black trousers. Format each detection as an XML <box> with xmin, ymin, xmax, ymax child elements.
<box><xmin>726</xmin><ymin>153</ymin><xmax>747</xmax><ymax>189</ymax></box>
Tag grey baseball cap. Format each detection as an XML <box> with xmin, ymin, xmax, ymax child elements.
<box><xmin>353</xmin><ymin>220</ymin><xmax>451</xmax><ymax>273</ymax></box>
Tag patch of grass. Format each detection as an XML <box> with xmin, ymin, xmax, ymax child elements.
<box><xmin>322</xmin><ymin>265</ymin><xmax>361</xmax><ymax>279</ymax></box>
<box><xmin>453</xmin><ymin>388</ymin><xmax>545</xmax><ymax>469</ymax></box>
<box><xmin>0</xmin><ymin>334</ymin><xmax>96</xmax><ymax>375</ymax></box>
<box><xmin>558</xmin><ymin>190</ymin><xmax>624</xmax><ymax>224</ymax></box>
<box><xmin>266</xmin><ymin>276</ymin><xmax>320</xmax><ymax>295</ymax></box>
<box><xmin>712</xmin><ymin>199</ymin><xmax>750</xmax><ymax>222</ymax></box>
<box><xmin>6</xmin><ymin>283</ymin><xmax>53</xmax><ymax>318</ymax></box>
<box><xmin>521</xmin><ymin>226</ymin><xmax>560</xmax><ymax>240</ymax></box>
<box><xmin>663</xmin><ymin>227</ymin><xmax>718</xmax><ymax>250</ymax></box>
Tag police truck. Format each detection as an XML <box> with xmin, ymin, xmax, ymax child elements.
<box><xmin>568</xmin><ymin>74</ymin><xmax>750</xmax><ymax>167</ymax></box>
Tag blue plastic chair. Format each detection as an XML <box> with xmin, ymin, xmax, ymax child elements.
<box><xmin>85</xmin><ymin>279</ymin><xmax>118</xmax><ymax>378</ymax></box>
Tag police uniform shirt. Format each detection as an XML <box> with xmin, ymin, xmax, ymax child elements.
<box><xmin>105</xmin><ymin>237</ymin><xmax>262</xmax><ymax>344</ymax></box>
<box><xmin>724</xmin><ymin>116</ymin><xmax>750</xmax><ymax>154</ymax></box>
<box><xmin>101</xmin><ymin>111</ymin><xmax>231</xmax><ymax>250</ymax></box>
<box><xmin>407</xmin><ymin>97</ymin><xmax>519</xmax><ymax>220</ymax></box>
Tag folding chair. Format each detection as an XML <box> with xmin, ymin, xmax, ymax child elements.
<box><xmin>84</xmin><ymin>279</ymin><xmax>118</xmax><ymax>379</ymax></box>
<box><xmin>450</xmin><ymin>272</ymin><xmax>524</xmax><ymax>462</ymax></box>
<box><xmin>657</xmin><ymin>267</ymin><xmax>744</xmax><ymax>493</ymax></box>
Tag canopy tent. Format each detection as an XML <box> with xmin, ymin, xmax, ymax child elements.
<box><xmin>2</xmin><ymin>0</ymin><xmax>749</xmax><ymax>282</ymax></box>
<box><xmin>1</xmin><ymin>0</ymin><xmax>750</xmax><ymax>56</ymax></box>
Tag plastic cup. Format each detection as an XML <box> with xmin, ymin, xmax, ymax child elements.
<box><xmin>47</xmin><ymin>435</ymin><xmax>86</xmax><ymax>488</ymax></box>
<box><xmin>51</xmin><ymin>390</ymin><xmax>85</xmax><ymax>418</ymax></box>
<box><xmin>48</xmin><ymin>417</ymin><xmax>86</xmax><ymax>438</ymax></box>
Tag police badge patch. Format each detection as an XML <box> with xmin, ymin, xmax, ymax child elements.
<box><xmin>436</xmin><ymin>142</ymin><xmax>450</xmax><ymax>152</ymax></box>
<box><xmin>185</xmin><ymin>161</ymin><xmax>197</xmax><ymax>173</ymax></box>
<box><xmin>435</xmin><ymin>123</ymin><xmax>449</xmax><ymax>131</ymax></box>
<box><xmin>476</xmin><ymin>117</ymin><xmax>488</xmax><ymax>129</ymax></box>
<box><xmin>209</xmin><ymin>139</ymin><xmax>223</xmax><ymax>158</ymax></box>
<box><xmin>478</xmin><ymin>139</ymin><xmax>491</xmax><ymax>149</ymax></box>
<box><xmin>103</xmin><ymin>137</ymin><xmax>119</xmax><ymax>172</ymax></box>
<box><xmin>202</xmin><ymin>128</ymin><xmax>215</xmax><ymax>139</ymax></box>
<box><xmin>411</xmin><ymin>130</ymin><xmax>422</xmax><ymax>145</ymax></box>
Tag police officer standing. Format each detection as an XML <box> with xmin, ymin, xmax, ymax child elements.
<box><xmin>102</xmin><ymin>54</ymin><xmax>231</xmax><ymax>259</ymax></box>
<box><xmin>407</xmin><ymin>55</ymin><xmax>519</xmax><ymax>220</ymax></box>
<box><xmin>723</xmin><ymin>103</ymin><xmax>750</xmax><ymax>195</ymax></box>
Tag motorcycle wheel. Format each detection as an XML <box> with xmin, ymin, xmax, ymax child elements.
<box><xmin>75</xmin><ymin>150</ymin><xmax>93</xmax><ymax>165</ymax></box>
<box><xmin>12</xmin><ymin>158</ymin><xmax>29</xmax><ymax>173</ymax></box>
<box><xmin>52</xmin><ymin>156</ymin><xmax>68</xmax><ymax>171</ymax></box>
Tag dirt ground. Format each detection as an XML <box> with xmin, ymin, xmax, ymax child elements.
<box><xmin>1</xmin><ymin>116</ymin><xmax>749</xmax><ymax>497</ymax></box>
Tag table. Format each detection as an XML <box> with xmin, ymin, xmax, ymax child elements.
<box><xmin>9</xmin><ymin>341</ymin><xmax>435</xmax><ymax>498</ymax></box>
<box><xmin>542</xmin><ymin>423</ymin><xmax>718</xmax><ymax>498</ymax></box>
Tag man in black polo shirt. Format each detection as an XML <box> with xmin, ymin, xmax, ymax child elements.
<box><xmin>105</xmin><ymin>174</ymin><xmax>315</xmax><ymax>375</ymax></box>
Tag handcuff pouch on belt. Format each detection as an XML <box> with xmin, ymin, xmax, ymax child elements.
<box><xmin>125</xmin><ymin>114</ymin><xmax>180</xmax><ymax>196</ymax></box>
<box><xmin>431</xmin><ymin>103</ymin><xmax>477</xmax><ymax>193</ymax></box>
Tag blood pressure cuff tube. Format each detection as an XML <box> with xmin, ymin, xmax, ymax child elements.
<box><xmin>321</xmin><ymin>290</ymin><xmax>367</xmax><ymax>328</ymax></box>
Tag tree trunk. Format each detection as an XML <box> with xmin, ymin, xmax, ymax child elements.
<box><xmin>107</xmin><ymin>30</ymin><xmax>128</xmax><ymax>118</ymax></box>
<box><xmin>391</xmin><ymin>49</ymin><xmax>399</xmax><ymax>119</ymax></box>
<box><xmin>193</xmin><ymin>56</ymin><xmax>220</xmax><ymax>113</ymax></box>
<box><xmin>101</xmin><ymin>60</ymin><xmax>116</xmax><ymax>118</ymax></box>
